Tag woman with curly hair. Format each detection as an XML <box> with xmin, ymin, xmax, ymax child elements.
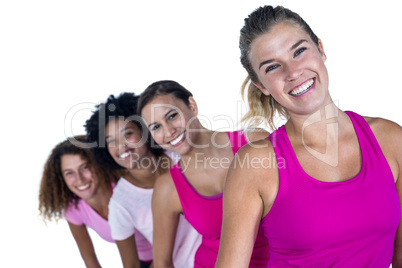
<box><xmin>38</xmin><ymin>135</ymin><xmax>118</xmax><ymax>268</ymax></box>
<box><xmin>85</xmin><ymin>92</ymin><xmax>200</xmax><ymax>268</ymax></box>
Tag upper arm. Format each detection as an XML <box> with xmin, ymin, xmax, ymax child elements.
<box><xmin>216</xmin><ymin>142</ymin><xmax>276</xmax><ymax>268</ymax></box>
<box><xmin>152</xmin><ymin>173</ymin><xmax>182</xmax><ymax>267</ymax></box>
<box><xmin>376</xmin><ymin>121</ymin><xmax>402</xmax><ymax>267</ymax></box>
<box><xmin>107</xmin><ymin>197</ymin><xmax>141</xmax><ymax>267</ymax></box>
<box><xmin>393</xmin><ymin>177</ymin><xmax>402</xmax><ymax>267</ymax></box>
<box><xmin>369</xmin><ymin>118</ymin><xmax>402</xmax><ymax>266</ymax></box>
<box><xmin>68</xmin><ymin>222</ymin><xmax>101</xmax><ymax>268</ymax></box>
<box><xmin>369</xmin><ymin>117</ymin><xmax>402</xmax><ymax>182</ymax></box>
<box><xmin>115</xmin><ymin>235</ymin><xmax>140</xmax><ymax>268</ymax></box>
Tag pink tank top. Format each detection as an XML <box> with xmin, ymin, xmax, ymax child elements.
<box><xmin>262</xmin><ymin>111</ymin><xmax>400</xmax><ymax>267</ymax></box>
<box><xmin>170</xmin><ymin>130</ymin><xmax>269</xmax><ymax>267</ymax></box>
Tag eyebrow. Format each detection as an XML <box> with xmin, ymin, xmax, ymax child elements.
<box><xmin>62</xmin><ymin>162</ymin><xmax>87</xmax><ymax>173</ymax></box>
<box><xmin>105</xmin><ymin>124</ymin><xmax>137</xmax><ymax>141</ymax></box>
<box><xmin>120</xmin><ymin>126</ymin><xmax>135</xmax><ymax>133</ymax></box>
<box><xmin>147</xmin><ymin>109</ymin><xmax>175</xmax><ymax>128</ymax></box>
<box><xmin>258</xmin><ymin>39</ymin><xmax>308</xmax><ymax>70</ymax></box>
<box><xmin>291</xmin><ymin>39</ymin><xmax>307</xmax><ymax>51</ymax></box>
<box><xmin>258</xmin><ymin>59</ymin><xmax>274</xmax><ymax>70</ymax></box>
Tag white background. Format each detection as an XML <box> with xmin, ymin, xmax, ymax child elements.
<box><xmin>1</xmin><ymin>0</ymin><xmax>401</xmax><ymax>267</ymax></box>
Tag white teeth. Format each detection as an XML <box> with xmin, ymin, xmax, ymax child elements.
<box><xmin>289</xmin><ymin>79</ymin><xmax>314</xmax><ymax>96</ymax></box>
<box><xmin>120</xmin><ymin>152</ymin><xmax>130</xmax><ymax>159</ymax></box>
<box><xmin>77</xmin><ymin>183</ymin><xmax>90</xmax><ymax>190</ymax></box>
<box><xmin>170</xmin><ymin>132</ymin><xmax>185</xmax><ymax>146</ymax></box>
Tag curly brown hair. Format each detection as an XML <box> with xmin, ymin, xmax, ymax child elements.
<box><xmin>38</xmin><ymin>135</ymin><xmax>118</xmax><ymax>222</ymax></box>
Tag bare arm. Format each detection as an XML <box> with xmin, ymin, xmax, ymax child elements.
<box><xmin>391</xmin><ymin>122</ymin><xmax>402</xmax><ymax>267</ymax></box>
<box><xmin>376</xmin><ymin>120</ymin><xmax>402</xmax><ymax>267</ymax></box>
<box><xmin>152</xmin><ymin>173</ymin><xmax>183</xmax><ymax>268</ymax></box>
<box><xmin>369</xmin><ymin>117</ymin><xmax>402</xmax><ymax>266</ymax></box>
<box><xmin>394</xmin><ymin>175</ymin><xmax>402</xmax><ymax>267</ymax></box>
<box><xmin>216</xmin><ymin>142</ymin><xmax>277</xmax><ymax>267</ymax></box>
<box><xmin>68</xmin><ymin>222</ymin><xmax>101</xmax><ymax>268</ymax></box>
<box><xmin>115</xmin><ymin>235</ymin><xmax>141</xmax><ymax>268</ymax></box>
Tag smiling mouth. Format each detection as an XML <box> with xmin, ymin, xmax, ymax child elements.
<box><xmin>169</xmin><ymin>132</ymin><xmax>185</xmax><ymax>146</ymax></box>
<box><xmin>77</xmin><ymin>183</ymin><xmax>91</xmax><ymax>191</ymax></box>
<box><xmin>289</xmin><ymin>78</ymin><xmax>314</xmax><ymax>96</ymax></box>
<box><xmin>120</xmin><ymin>152</ymin><xmax>131</xmax><ymax>159</ymax></box>
<box><xmin>119</xmin><ymin>149</ymin><xmax>135</xmax><ymax>160</ymax></box>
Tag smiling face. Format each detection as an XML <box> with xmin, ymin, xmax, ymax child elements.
<box><xmin>141</xmin><ymin>94</ymin><xmax>199</xmax><ymax>156</ymax></box>
<box><xmin>61</xmin><ymin>154</ymin><xmax>100</xmax><ymax>201</ymax></box>
<box><xmin>105</xmin><ymin>118</ymin><xmax>151</xmax><ymax>170</ymax></box>
<box><xmin>249</xmin><ymin>22</ymin><xmax>330</xmax><ymax>116</ymax></box>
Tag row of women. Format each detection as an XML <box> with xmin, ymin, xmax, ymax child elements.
<box><xmin>38</xmin><ymin>5</ymin><xmax>402</xmax><ymax>268</ymax></box>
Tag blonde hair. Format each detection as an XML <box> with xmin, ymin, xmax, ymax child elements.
<box><xmin>241</xmin><ymin>76</ymin><xmax>288</xmax><ymax>131</ymax></box>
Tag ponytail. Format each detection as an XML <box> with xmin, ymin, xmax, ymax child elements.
<box><xmin>241</xmin><ymin>76</ymin><xmax>288</xmax><ymax>131</ymax></box>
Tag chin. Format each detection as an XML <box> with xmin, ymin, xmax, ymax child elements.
<box><xmin>76</xmin><ymin>189</ymin><xmax>96</xmax><ymax>200</ymax></box>
<box><xmin>175</xmin><ymin>145</ymin><xmax>192</xmax><ymax>156</ymax></box>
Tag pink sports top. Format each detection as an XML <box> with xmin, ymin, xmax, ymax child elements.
<box><xmin>262</xmin><ymin>111</ymin><xmax>400</xmax><ymax>267</ymax></box>
<box><xmin>170</xmin><ymin>130</ymin><xmax>269</xmax><ymax>268</ymax></box>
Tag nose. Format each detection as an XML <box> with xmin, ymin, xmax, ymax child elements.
<box><xmin>285</xmin><ymin>63</ymin><xmax>303</xmax><ymax>82</ymax></box>
<box><xmin>118</xmin><ymin>139</ymin><xmax>129</xmax><ymax>154</ymax></box>
<box><xmin>77</xmin><ymin>172</ymin><xmax>85</xmax><ymax>183</ymax></box>
<box><xmin>164</xmin><ymin>123</ymin><xmax>176</xmax><ymax>139</ymax></box>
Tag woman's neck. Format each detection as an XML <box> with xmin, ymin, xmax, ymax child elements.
<box><xmin>284</xmin><ymin>103</ymin><xmax>354</xmax><ymax>166</ymax></box>
<box><xmin>286</xmin><ymin>102</ymin><xmax>342</xmax><ymax>140</ymax></box>
<box><xmin>179</xmin><ymin>128</ymin><xmax>232</xmax><ymax>173</ymax></box>
<box><xmin>181</xmin><ymin>126</ymin><xmax>217</xmax><ymax>157</ymax></box>
<box><xmin>83</xmin><ymin>183</ymin><xmax>111</xmax><ymax>220</ymax></box>
<box><xmin>124</xmin><ymin>154</ymin><xmax>169</xmax><ymax>188</ymax></box>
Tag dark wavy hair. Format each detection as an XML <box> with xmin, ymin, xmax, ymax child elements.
<box><xmin>137</xmin><ymin>80</ymin><xmax>193</xmax><ymax>115</ymax></box>
<box><xmin>38</xmin><ymin>135</ymin><xmax>117</xmax><ymax>222</ymax></box>
<box><xmin>85</xmin><ymin>92</ymin><xmax>164</xmax><ymax>172</ymax></box>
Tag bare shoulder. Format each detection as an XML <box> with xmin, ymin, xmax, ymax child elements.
<box><xmin>228</xmin><ymin>136</ymin><xmax>277</xmax><ymax>186</ymax></box>
<box><xmin>365</xmin><ymin>116</ymin><xmax>402</xmax><ymax>147</ymax></box>
<box><xmin>365</xmin><ymin>116</ymin><xmax>402</xmax><ymax>132</ymax></box>
<box><xmin>154</xmin><ymin>172</ymin><xmax>176</xmax><ymax>197</ymax></box>
<box><xmin>226</xmin><ymin>135</ymin><xmax>279</xmax><ymax>217</ymax></box>
<box><xmin>244</xmin><ymin>127</ymin><xmax>270</xmax><ymax>143</ymax></box>
<box><xmin>153</xmin><ymin>170</ymin><xmax>182</xmax><ymax>213</ymax></box>
<box><xmin>364</xmin><ymin>116</ymin><xmax>402</xmax><ymax>177</ymax></box>
<box><xmin>238</xmin><ymin>136</ymin><xmax>274</xmax><ymax>158</ymax></box>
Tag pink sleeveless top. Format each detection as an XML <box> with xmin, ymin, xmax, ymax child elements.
<box><xmin>262</xmin><ymin>111</ymin><xmax>400</xmax><ymax>267</ymax></box>
<box><xmin>170</xmin><ymin>130</ymin><xmax>269</xmax><ymax>267</ymax></box>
